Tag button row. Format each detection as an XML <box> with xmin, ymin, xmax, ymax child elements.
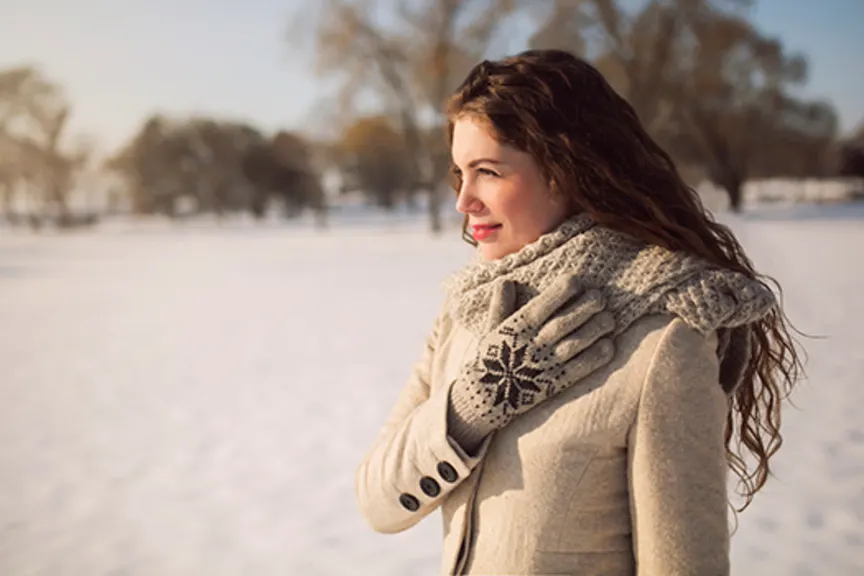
<box><xmin>399</xmin><ymin>460</ymin><xmax>460</xmax><ymax>511</ymax></box>
<box><xmin>437</xmin><ymin>461</ymin><xmax>459</xmax><ymax>483</ymax></box>
<box><xmin>420</xmin><ymin>476</ymin><xmax>440</xmax><ymax>497</ymax></box>
<box><xmin>399</xmin><ymin>493</ymin><xmax>420</xmax><ymax>511</ymax></box>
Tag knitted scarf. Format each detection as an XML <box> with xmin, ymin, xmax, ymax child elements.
<box><xmin>442</xmin><ymin>214</ymin><xmax>777</xmax><ymax>393</ymax></box>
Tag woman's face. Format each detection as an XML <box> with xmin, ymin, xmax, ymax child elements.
<box><xmin>451</xmin><ymin>116</ymin><xmax>569</xmax><ymax>261</ymax></box>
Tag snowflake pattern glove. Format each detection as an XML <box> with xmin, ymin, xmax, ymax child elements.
<box><xmin>447</xmin><ymin>275</ymin><xmax>616</xmax><ymax>453</ymax></box>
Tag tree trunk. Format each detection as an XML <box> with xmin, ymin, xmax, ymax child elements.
<box><xmin>427</xmin><ymin>184</ymin><xmax>442</xmax><ymax>233</ymax></box>
<box><xmin>1</xmin><ymin>181</ymin><xmax>12</xmax><ymax>223</ymax></box>
<box><xmin>721</xmin><ymin>176</ymin><xmax>744</xmax><ymax>212</ymax></box>
<box><xmin>396</xmin><ymin>109</ymin><xmax>441</xmax><ymax>233</ymax></box>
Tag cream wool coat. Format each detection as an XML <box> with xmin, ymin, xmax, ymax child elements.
<box><xmin>355</xmin><ymin>303</ymin><xmax>731</xmax><ymax>575</ymax></box>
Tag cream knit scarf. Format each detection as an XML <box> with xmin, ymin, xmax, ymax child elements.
<box><xmin>443</xmin><ymin>214</ymin><xmax>777</xmax><ymax>393</ymax></box>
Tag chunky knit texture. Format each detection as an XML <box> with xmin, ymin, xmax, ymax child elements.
<box><xmin>443</xmin><ymin>213</ymin><xmax>778</xmax><ymax>394</ymax></box>
<box><xmin>447</xmin><ymin>279</ymin><xmax>616</xmax><ymax>453</ymax></box>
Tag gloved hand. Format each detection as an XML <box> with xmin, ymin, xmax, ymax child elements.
<box><xmin>447</xmin><ymin>274</ymin><xmax>616</xmax><ymax>452</ymax></box>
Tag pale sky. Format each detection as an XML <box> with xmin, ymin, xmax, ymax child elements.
<box><xmin>1</xmin><ymin>0</ymin><xmax>862</xmax><ymax>157</ymax></box>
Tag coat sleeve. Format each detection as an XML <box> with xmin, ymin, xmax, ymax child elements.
<box><xmin>628</xmin><ymin>319</ymin><xmax>731</xmax><ymax>575</ymax></box>
<box><xmin>355</xmin><ymin>308</ymin><xmax>491</xmax><ymax>534</ymax></box>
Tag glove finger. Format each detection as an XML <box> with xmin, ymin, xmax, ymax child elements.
<box><xmin>516</xmin><ymin>274</ymin><xmax>584</xmax><ymax>331</ymax></box>
<box><xmin>486</xmin><ymin>279</ymin><xmax>517</xmax><ymax>332</ymax></box>
<box><xmin>557</xmin><ymin>338</ymin><xmax>616</xmax><ymax>386</ymax></box>
<box><xmin>535</xmin><ymin>289</ymin><xmax>607</xmax><ymax>345</ymax></box>
<box><xmin>549</xmin><ymin>310</ymin><xmax>615</xmax><ymax>362</ymax></box>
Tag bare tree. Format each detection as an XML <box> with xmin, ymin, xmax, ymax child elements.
<box><xmin>528</xmin><ymin>0</ymin><xmax>751</xmax><ymax>129</ymax></box>
<box><xmin>0</xmin><ymin>133</ymin><xmax>24</xmax><ymax>222</ymax></box>
<box><xmin>294</xmin><ymin>0</ymin><xmax>516</xmax><ymax>232</ymax></box>
<box><xmin>0</xmin><ymin>65</ymin><xmax>90</xmax><ymax>228</ymax></box>
<box><xmin>527</xmin><ymin>0</ymin><xmax>837</xmax><ymax>211</ymax></box>
<box><xmin>338</xmin><ymin>114</ymin><xmax>414</xmax><ymax>209</ymax></box>
<box><xmin>266</xmin><ymin>130</ymin><xmax>327</xmax><ymax>223</ymax></box>
<box><xmin>109</xmin><ymin>115</ymin><xmax>327</xmax><ymax>223</ymax></box>
<box><xmin>662</xmin><ymin>12</ymin><xmax>837</xmax><ymax>209</ymax></box>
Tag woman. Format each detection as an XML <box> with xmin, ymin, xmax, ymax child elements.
<box><xmin>355</xmin><ymin>49</ymin><xmax>799</xmax><ymax>575</ymax></box>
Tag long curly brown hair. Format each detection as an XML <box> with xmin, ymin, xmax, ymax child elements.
<box><xmin>445</xmin><ymin>49</ymin><xmax>802</xmax><ymax>512</ymax></box>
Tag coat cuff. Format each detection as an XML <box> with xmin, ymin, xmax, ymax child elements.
<box><xmin>412</xmin><ymin>378</ymin><xmax>492</xmax><ymax>481</ymax></box>
<box><xmin>375</xmin><ymin>380</ymin><xmax>492</xmax><ymax>530</ymax></box>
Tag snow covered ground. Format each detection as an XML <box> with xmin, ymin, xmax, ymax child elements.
<box><xmin>0</xmin><ymin>204</ymin><xmax>862</xmax><ymax>575</ymax></box>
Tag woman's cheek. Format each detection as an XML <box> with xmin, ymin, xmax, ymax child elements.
<box><xmin>495</xmin><ymin>185</ymin><xmax>526</xmax><ymax>217</ymax></box>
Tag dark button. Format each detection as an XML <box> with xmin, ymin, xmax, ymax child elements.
<box><xmin>399</xmin><ymin>493</ymin><xmax>420</xmax><ymax>512</ymax></box>
<box><xmin>419</xmin><ymin>476</ymin><xmax>441</xmax><ymax>497</ymax></box>
<box><xmin>437</xmin><ymin>461</ymin><xmax>459</xmax><ymax>483</ymax></box>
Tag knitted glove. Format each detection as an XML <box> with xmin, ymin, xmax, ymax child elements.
<box><xmin>448</xmin><ymin>274</ymin><xmax>616</xmax><ymax>453</ymax></box>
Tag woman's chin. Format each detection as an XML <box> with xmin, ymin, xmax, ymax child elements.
<box><xmin>479</xmin><ymin>243</ymin><xmax>518</xmax><ymax>262</ymax></box>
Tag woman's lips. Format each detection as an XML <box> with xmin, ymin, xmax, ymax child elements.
<box><xmin>472</xmin><ymin>224</ymin><xmax>502</xmax><ymax>241</ymax></box>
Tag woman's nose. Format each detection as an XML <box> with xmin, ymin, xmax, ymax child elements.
<box><xmin>455</xmin><ymin>184</ymin><xmax>483</xmax><ymax>214</ymax></box>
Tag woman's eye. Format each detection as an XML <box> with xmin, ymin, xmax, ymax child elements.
<box><xmin>478</xmin><ymin>168</ymin><xmax>499</xmax><ymax>177</ymax></box>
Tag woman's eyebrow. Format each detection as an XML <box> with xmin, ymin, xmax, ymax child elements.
<box><xmin>467</xmin><ymin>158</ymin><xmax>505</xmax><ymax>168</ymax></box>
